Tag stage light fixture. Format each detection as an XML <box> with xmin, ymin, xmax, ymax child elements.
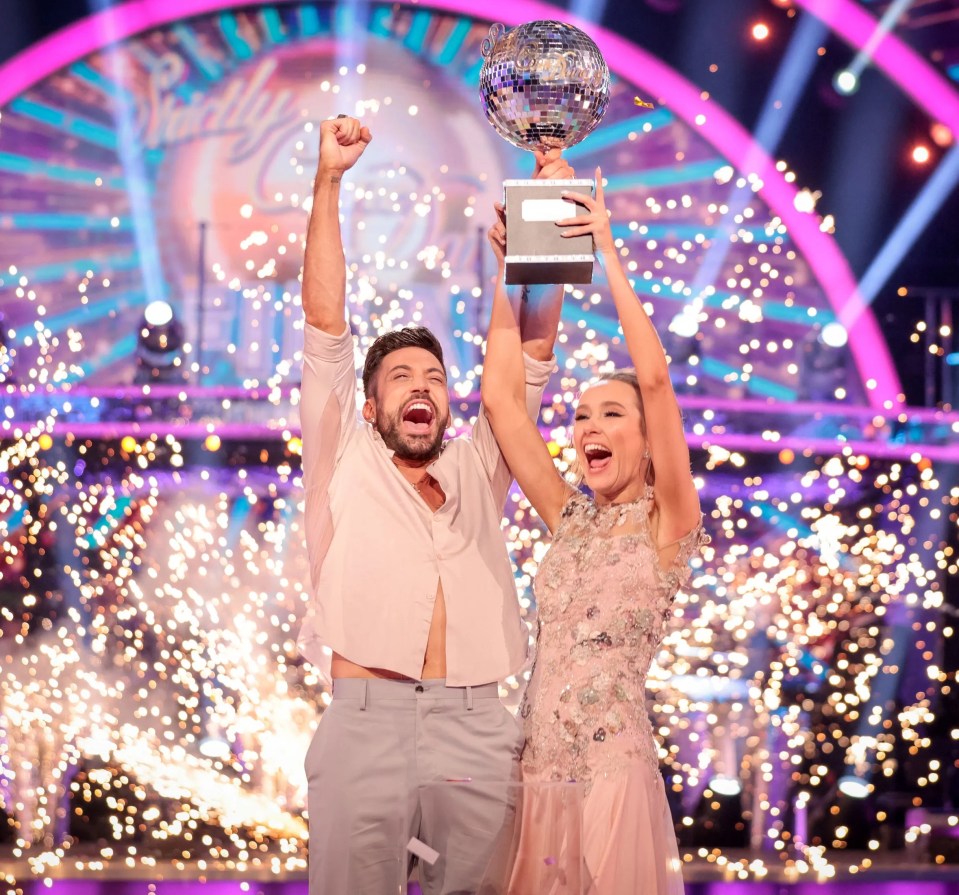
<box><xmin>0</xmin><ymin>315</ymin><xmax>10</xmax><ymax>383</ymax></box>
<box><xmin>144</xmin><ymin>300</ymin><xmax>174</xmax><ymax>327</ymax></box>
<box><xmin>809</xmin><ymin>777</ymin><xmax>877</xmax><ymax>849</ymax></box>
<box><xmin>669</xmin><ymin>309</ymin><xmax>700</xmax><ymax>339</ymax></box>
<box><xmin>0</xmin><ymin>311</ymin><xmax>17</xmax><ymax>385</ymax></box>
<box><xmin>663</xmin><ymin>313</ymin><xmax>701</xmax><ymax>385</ymax></box>
<box><xmin>691</xmin><ymin>781</ymin><xmax>749</xmax><ymax>848</ymax></box>
<box><xmin>838</xmin><ymin>775</ymin><xmax>871</xmax><ymax>799</ymax></box>
<box><xmin>834</xmin><ymin>69</ymin><xmax>859</xmax><ymax>95</ymax></box>
<box><xmin>707</xmin><ymin>775</ymin><xmax>743</xmax><ymax>797</ymax></box>
<box><xmin>820</xmin><ymin>321</ymin><xmax>849</xmax><ymax>348</ymax></box>
<box><xmin>199</xmin><ymin>733</ymin><xmax>232</xmax><ymax>761</ymax></box>
<box><xmin>912</xmin><ymin>144</ymin><xmax>931</xmax><ymax>165</ymax></box>
<box><xmin>793</xmin><ymin>188</ymin><xmax>820</xmax><ymax>213</ymax></box>
<box><xmin>134</xmin><ymin>300</ymin><xmax>186</xmax><ymax>385</ymax></box>
<box><xmin>799</xmin><ymin>328</ymin><xmax>849</xmax><ymax>400</ymax></box>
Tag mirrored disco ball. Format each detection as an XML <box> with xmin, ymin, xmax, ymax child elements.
<box><xmin>479</xmin><ymin>20</ymin><xmax>610</xmax><ymax>152</ymax></box>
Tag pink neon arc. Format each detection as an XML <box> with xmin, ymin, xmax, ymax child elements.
<box><xmin>0</xmin><ymin>0</ymin><xmax>915</xmax><ymax>406</ymax></box>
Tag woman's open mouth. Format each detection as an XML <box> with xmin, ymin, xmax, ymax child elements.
<box><xmin>583</xmin><ymin>442</ymin><xmax>612</xmax><ymax>473</ymax></box>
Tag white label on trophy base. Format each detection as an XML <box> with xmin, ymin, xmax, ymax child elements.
<box><xmin>521</xmin><ymin>198</ymin><xmax>578</xmax><ymax>222</ymax></box>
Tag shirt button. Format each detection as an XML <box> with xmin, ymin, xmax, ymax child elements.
<box><xmin>415</xmin><ymin>685</ymin><xmax>425</xmax><ymax>693</ymax></box>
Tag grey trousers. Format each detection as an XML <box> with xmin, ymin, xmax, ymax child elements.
<box><xmin>306</xmin><ymin>678</ymin><xmax>524</xmax><ymax>895</ymax></box>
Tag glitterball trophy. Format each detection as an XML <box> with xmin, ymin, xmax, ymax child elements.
<box><xmin>479</xmin><ymin>20</ymin><xmax>611</xmax><ymax>285</ymax></box>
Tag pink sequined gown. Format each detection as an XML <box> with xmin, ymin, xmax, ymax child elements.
<box><xmin>508</xmin><ymin>489</ymin><xmax>708</xmax><ymax>895</ymax></box>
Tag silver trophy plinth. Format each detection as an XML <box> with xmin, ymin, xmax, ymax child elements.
<box><xmin>479</xmin><ymin>20</ymin><xmax>611</xmax><ymax>285</ymax></box>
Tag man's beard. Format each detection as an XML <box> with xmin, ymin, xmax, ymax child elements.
<box><xmin>376</xmin><ymin>410</ymin><xmax>444</xmax><ymax>461</ymax></box>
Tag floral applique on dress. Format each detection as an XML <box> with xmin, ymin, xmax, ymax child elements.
<box><xmin>520</xmin><ymin>488</ymin><xmax>709</xmax><ymax>790</ymax></box>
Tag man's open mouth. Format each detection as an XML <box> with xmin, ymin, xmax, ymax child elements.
<box><xmin>583</xmin><ymin>442</ymin><xmax>612</xmax><ymax>473</ymax></box>
<box><xmin>402</xmin><ymin>401</ymin><xmax>436</xmax><ymax>434</ymax></box>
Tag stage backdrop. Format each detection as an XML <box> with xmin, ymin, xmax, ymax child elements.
<box><xmin>0</xmin><ymin>0</ymin><xmax>902</xmax><ymax>406</ymax></box>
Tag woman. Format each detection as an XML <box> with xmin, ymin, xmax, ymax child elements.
<box><xmin>482</xmin><ymin>168</ymin><xmax>708</xmax><ymax>894</ymax></box>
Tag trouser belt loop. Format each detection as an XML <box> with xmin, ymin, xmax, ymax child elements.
<box><xmin>360</xmin><ymin>680</ymin><xmax>369</xmax><ymax>711</ymax></box>
<box><xmin>466</xmin><ymin>685</ymin><xmax>474</xmax><ymax>711</ymax></box>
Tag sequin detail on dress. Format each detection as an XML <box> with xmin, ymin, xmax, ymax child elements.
<box><xmin>520</xmin><ymin>488</ymin><xmax>709</xmax><ymax>792</ymax></box>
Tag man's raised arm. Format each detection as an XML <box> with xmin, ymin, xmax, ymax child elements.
<box><xmin>303</xmin><ymin>116</ymin><xmax>372</xmax><ymax>334</ymax></box>
<box><xmin>470</xmin><ymin>150</ymin><xmax>571</xmax><ymax>503</ymax></box>
<box><xmin>519</xmin><ymin>149</ymin><xmax>571</xmax><ymax>362</ymax></box>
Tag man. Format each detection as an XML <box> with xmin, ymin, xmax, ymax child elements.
<box><xmin>298</xmin><ymin>115</ymin><xmax>570</xmax><ymax>893</ymax></box>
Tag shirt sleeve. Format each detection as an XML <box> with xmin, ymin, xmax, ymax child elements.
<box><xmin>471</xmin><ymin>351</ymin><xmax>556</xmax><ymax>510</ymax></box>
<box><xmin>300</xmin><ymin>322</ymin><xmax>359</xmax><ymax>589</ymax></box>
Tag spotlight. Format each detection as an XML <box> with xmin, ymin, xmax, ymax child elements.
<box><xmin>0</xmin><ymin>804</ymin><xmax>14</xmax><ymax>845</ymax></box>
<box><xmin>134</xmin><ymin>301</ymin><xmax>185</xmax><ymax>385</ymax></box>
<box><xmin>665</xmin><ymin>314</ymin><xmax>701</xmax><ymax>374</ymax></box>
<box><xmin>809</xmin><ymin>778</ymin><xmax>875</xmax><ymax>848</ymax></box>
<box><xmin>820</xmin><ymin>321</ymin><xmax>849</xmax><ymax>348</ymax></box>
<box><xmin>793</xmin><ymin>188</ymin><xmax>820</xmax><ymax>214</ymax></box>
<box><xmin>912</xmin><ymin>144</ymin><xmax>931</xmax><ymax>165</ymax></box>
<box><xmin>0</xmin><ymin>315</ymin><xmax>9</xmax><ymax>382</ymax></box>
<box><xmin>199</xmin><ymin>734</ymin><xmax>232</xmax><ymax>761</ymax></box>
<box><xmin>799</xmin><ymin>329</ymin><xmax>848</xmax><ymax>401</ymax></box>
<box><xmin>838</xmin><ymin>775</ymin><xmax>871</xmax><ymax>799</ymax></box>
<box><xmin>669</xmin><ymin>309</ymin><xmax>700</xmax><ymax>339</ymax></box>
<box><xmin>751</xmin><ymin>22</ymin><xmax>770</xmax><ymax>41</ymax></box>
<box><xmin>144</xmin><ymin>300</ymin><xmax>174</xmax><ymax>327</ymax></box>
<box><xmin>707</xmin><ymin>775</ymin><xmax>743</xmax><ymax>796</ymax></box>
<box><xmin>691</xmin><ymin>781</ymin><xmax>749</xmax><ymax>848</ymax></box>
<box><xmin>834</xmin><ymin>69</ymin><xmax>859</xmax><ymax>95</ymax></box>
<box><xmin>69</xmin><ymin>762</ymin><xmax>143</xmax><ymax>844</ymax></box>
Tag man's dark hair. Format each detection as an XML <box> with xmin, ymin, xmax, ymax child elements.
<box><xmin>362</xmin><ymin>326</ymin><xmax>446</xmax><ymax>397</ymax></box>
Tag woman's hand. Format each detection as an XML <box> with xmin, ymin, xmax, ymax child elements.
<box><xmin>555</xmin><ymin>165</ymin><xmax>614</xmax><ymax>255</ymax></box>
<box><xmin>487</xmin><ymin>201</ymin><xmax>507</xmax><ymax>270</ymax></box>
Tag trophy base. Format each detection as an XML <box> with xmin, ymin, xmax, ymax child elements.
<box><xmin>504</xmin><ymin>178</ymin><xmax>595</xmax><ymax>286</ymax></box>
<box><xmin>505</xmin><ymin>256</ymin><xmax>594</xmax><ymax>286</ymax></box>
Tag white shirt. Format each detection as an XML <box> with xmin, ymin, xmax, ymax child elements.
<box><xmin>297</xmin><ymin>322</ymin><xmax>554</xmax><ymax>686</ymax></box>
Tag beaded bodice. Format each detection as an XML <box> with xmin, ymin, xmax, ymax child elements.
<box><xmin>520</xmin><ymin>489</ymin><xmax>708</xmax><ymax>787</ymax></box>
